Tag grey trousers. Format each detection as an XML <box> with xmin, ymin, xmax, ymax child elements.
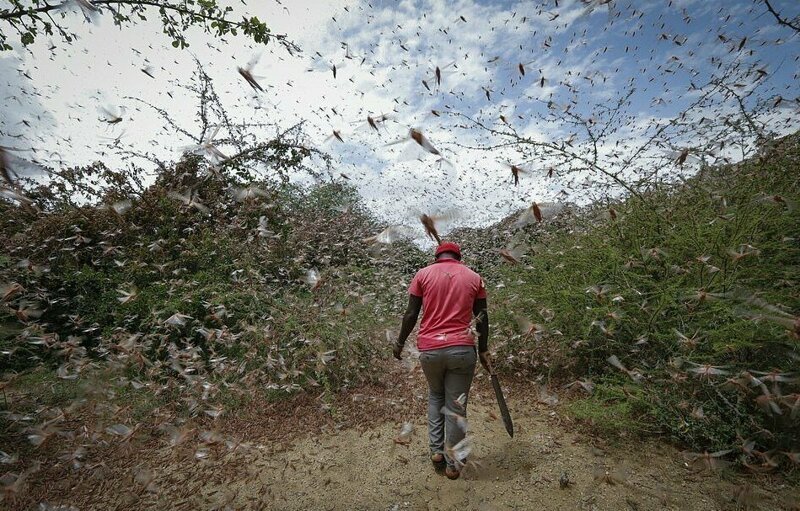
<box><xmin>419</xmin><ymin>345</ymin><xmax>477</xmax><ymax>469</ymax></box>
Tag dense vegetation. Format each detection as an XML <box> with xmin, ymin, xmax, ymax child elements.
<box><xmin>0</xmin><ymin>153</ymin><xmax>426</xmax><ymax>406</ymax></box>
<box><xmin>459</xmin><ymin>135</ymin><xmax>799</xmax><ymax>466</ymax></box>
<box><xmin>1</xmin><ymin>134</ymin><xmax>798</xmax><ymax>476</ymax></box>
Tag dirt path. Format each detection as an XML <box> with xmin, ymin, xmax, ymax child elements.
<box><xmin>7</xmin><ymin>370</ymin><xmax>799</xmax><ymax>510</ymax></box>
<box><xmin>215</xmin><ymin>401</ymin><xmax>796</xmax><ymax>511</ymax></box>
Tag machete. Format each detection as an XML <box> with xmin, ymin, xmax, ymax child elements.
<box><xmin>490</xmin><ymin>372</ymin><xmax>514</xmax><ymax>438</ymax></box>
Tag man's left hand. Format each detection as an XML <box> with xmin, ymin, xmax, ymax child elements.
<box><xmin>393</xmin><ymin>342</ymin><xmax>403</xmax><ymax>360</ymax></box>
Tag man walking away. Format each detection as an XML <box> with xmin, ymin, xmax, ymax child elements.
<box><xmin>393</xmin><ymin>241</ymin><xmax>491</xmax><ymax>480</ymax></box>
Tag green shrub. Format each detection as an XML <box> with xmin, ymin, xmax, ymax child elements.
<box><xmin>480</xmin><ymin>135</ymin><xmax>800</xmax><ymax>462</ymax></box>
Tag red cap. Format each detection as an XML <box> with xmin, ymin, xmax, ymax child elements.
<box><xmin>435</xmin><ymin>241</ymin><xmax>461</xmax><ymax>259</ymax></box>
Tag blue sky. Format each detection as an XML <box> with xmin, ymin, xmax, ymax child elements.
<box><xmin>1</xmin><ymin>0</ymin><xmax>798</xmax><ymax>237</ymax></box>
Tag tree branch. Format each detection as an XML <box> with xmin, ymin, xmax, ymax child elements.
<box><xmin>762</xmin><ymin>0</ymin><xmax>800</xmax><ymax>33</ymax></box>
<box><xmin>0</xmin><ymin>0</ymin><xmax>300</xmax><ymax>53</ymax></box>
<box><xmin>448</xmin><ymin>110</ymin><xmax>648</xmax><ymax>203</ymax></box>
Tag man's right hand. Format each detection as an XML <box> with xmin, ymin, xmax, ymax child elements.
<box><xmin>479</xmin><ymin>351</ymin><xmax>493</xmax><ymax>374</ymax></box>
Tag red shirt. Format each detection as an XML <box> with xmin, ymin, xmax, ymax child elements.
<box><xmin>408</xmin><ymin>259</ymin><xmax>487</xmax><ymax>351</ymax></box>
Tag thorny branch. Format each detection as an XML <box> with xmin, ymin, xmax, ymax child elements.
<box><xmin>762</xmin><ymin>0</ymin><xmax>800</xmax><ymax>34</ymax></box>
<box><xmin>121</xmin><ymin>63</ymin><xmax>327</xmax><ymax>185</ymax></box>
<box><xmin>448</xmin><ymin>108</ymin><xmax>648</xmax><ymax>203</ymax></box>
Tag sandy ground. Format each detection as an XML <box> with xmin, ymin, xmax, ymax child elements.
<box><xmin>6</xmin><ymin>370</ymin><xmax>799</xmax><ymax>511</ymax></box>
<box><xmin>215</xmin><ymin>402</ymin><xmax>798</xmax><ymax>511</ymax></box>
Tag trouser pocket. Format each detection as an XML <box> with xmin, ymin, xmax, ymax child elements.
<box><xmin>448</xmin><ymin>348</ymin><xmax>477</xmax><ymax>371</ymax></box>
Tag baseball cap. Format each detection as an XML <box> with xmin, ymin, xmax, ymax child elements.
<box><xmin>435</xmin><ymin>241</ymin><xmax>461</xmax><ymax>259</ymax></box>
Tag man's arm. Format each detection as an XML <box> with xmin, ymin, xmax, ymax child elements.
<box><xmin>394</xmin><ymin>294</ymin><xmax>422</xmax><ymax>359</ymax></box>
<box><xmin>473</xmin><ymin>297</ymin><xmax>492</xmax><ymax>372</ymax></box>
<box><xmin>473</xmin><ymin>297</ymin><xmax>489</xmax><ymax>352</ymax></box>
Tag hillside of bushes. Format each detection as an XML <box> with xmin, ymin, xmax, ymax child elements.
<box><xmin>1</xmin><ymin>134</ymin><xmax>798</xmax><ymax>473</ymax></box>
<box><xmin>0</xmin><ymin>153</ymin><xmax>427</xmax><ymax>401</ymax></box>
<box><xmin>459</xmin><ymin>134</ymin><xmax>799</xmax><ymax>467</ymax></box>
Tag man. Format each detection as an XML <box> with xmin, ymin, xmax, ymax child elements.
<box><xmin>393</xmin><ymin>241</ymin><xmax>491</xmax><ymax>480</ymax></box>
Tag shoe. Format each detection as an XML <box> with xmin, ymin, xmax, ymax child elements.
<box><xmin>431</xmin><ymin>453</ymin><xmax>446</xmax><ymax>471</ymax></box>
<box><xmin>445</xmin><ymin>466</ymin><xmax>460</xmax><ymax>480</ymax></box>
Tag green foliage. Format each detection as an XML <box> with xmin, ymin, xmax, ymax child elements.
<box><xmin>0</xmin><ymin>1</ymin><xmax>298</xmax><ymax>54</ymax></box>
<box><xmin>483</xmin><ymin>135</ymin><xmax>800</xmax><ymax>462</ymax></box>
<box><xmin>564</xmin><ymin>382</ymin><xmax>650</xmax><ymax>436</ymax></box>
<box><xmin>0</xmin><ymin>144</ymin><xmax>420</xmax><ymax>409</ymax></box>
<box><xmin>11</xmin><ymin>369</ymin><xmax>85</xmax><ymax>409</ymax></box>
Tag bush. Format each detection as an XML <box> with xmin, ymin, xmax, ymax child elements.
<box><xmin>477</xmin><ymin>134</ymin><xmax>800</xmax><ymax>466</ymax></box>
<box><xmin>1</xmin><ymin>145</ymin><xmax>424</xmax><ymax>403</ymax></box>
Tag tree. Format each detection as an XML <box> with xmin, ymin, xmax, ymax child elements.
<box><xmin>120</xmin><ymin>59</ymin><xmax>329</xmax><ymax>187</ymax></box>
<box><xmin>0</xmin><ymin>0</ymin><xmax>299</xmax><ymax>53</ymax></box>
